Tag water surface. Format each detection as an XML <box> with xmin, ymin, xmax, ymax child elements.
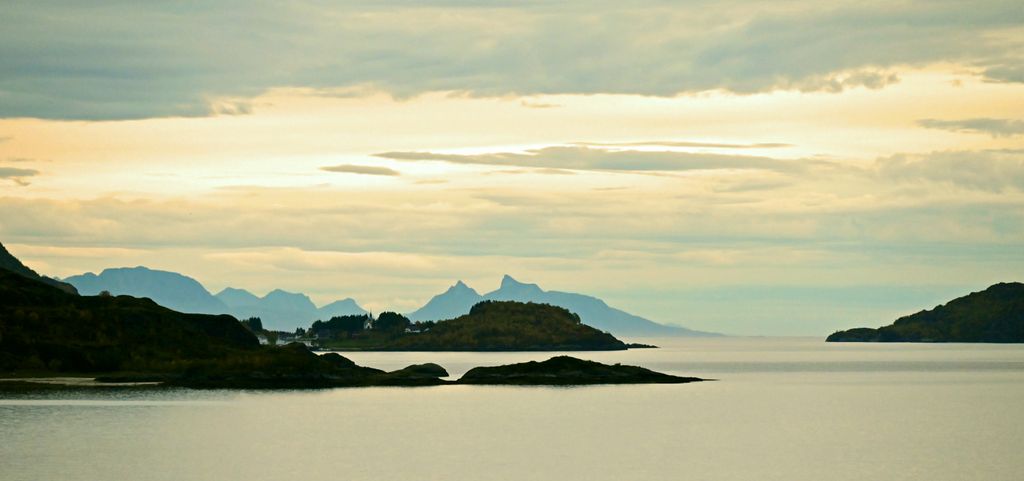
<box><xmin>2</xmin><ymin>337</ymin><xmax>1022</xmax><ymax>481</ymax></box>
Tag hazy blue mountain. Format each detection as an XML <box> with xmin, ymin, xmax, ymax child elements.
<box><xmin>264</xmin><ymin>289</ymin><xmax>318</xmax><ymax>314</ymax></box>
<box><xmin>216</xmin><ymin>288</ymin><xmax>317</xmax><ymax>331</ymax></box>
<box><xmin>318</xmin><ymin>298</ymin><xmax>368</xmax><ymax>319</ymax></box>
<box><xmin>62</xmin><ymin>266</ymin><xmax>367</xmax><ymax>331</ymax></box>
<box><xmin>408</xmin><ymin>275</ymin><xmax>719</xmax><ymax>337</ymax></box>
<box><xmin>215</xmin><ymin>287</ymin><xmax>261</xmax><ymax>308</ymax></box>
<box><xmin>0</xmin><ymin>242</ymin><xmax>78</xmax><ymax>294</ymax></box>
<box><xmin>215</xmin><ymin>287</ymin><xmax>367</xmax><ymax>331</ymax></box>
<box><xmin>65</xmin><ymin>266</ymin><xmax>226</xmax><ymax>314</ymax></box>
<box><xmin>408</xmin><ymin>280</ymin><xmax>484</xmax><ymax>322</ymax></box>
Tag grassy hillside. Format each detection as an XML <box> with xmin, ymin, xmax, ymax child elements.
<box><xmin>827</xmin><ymin>282</ymin><xmax>1024</xmax><ymax>342</ymax></box>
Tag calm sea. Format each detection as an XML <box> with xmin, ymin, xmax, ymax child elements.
<box><xmin>2</xmin><ymin>337</ymin><xmax>1023</xmax><ymax>481</ymax></box>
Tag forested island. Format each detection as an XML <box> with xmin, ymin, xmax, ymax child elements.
<box><xmin>0</xmin><ymin>244</ymin><xmax>696</xmax><ymax>388</ymax></box>
<box><xmin>309</xmin><ymin>301</ymin><xmax>627</xmax><ymax>351</ymax></box>
<box><xmin>827</xmin><ymin>282</ymin><xmax>1024</xmax><ymax>342</ymax></box>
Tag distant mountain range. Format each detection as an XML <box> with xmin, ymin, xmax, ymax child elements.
<box><xmin>67</xmin><ymin>267</ymin><xmax>226</xmax><ymax>314</ymax></box>
<box><xmin>64</xmin><ymin>267</ymin><xmax>367</xmax><ymax>331</ymax></box>
<box><xmin>409</xmin><ymin>275</ymin><xmax>718</xmax><ymax>337</ymax></box>
<box><xmin>213</xmin><ymin>286</ymin><xmax>366</xmax><ymax>330</ymax></box>
<box><xmin>62</xmin><ymin>267</ymin><xmax>715</xmax><ymax>337</ymax></box>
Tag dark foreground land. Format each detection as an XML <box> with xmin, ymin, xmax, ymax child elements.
<box><xmin>827</xmin><ymin>282</ymin><xmax>1024</xmax><ymax>343</ymax></box>
<box><xmin>0</xmin><ymin>256</ymin><xmax>700</xmax><ymax>389</ymax></box>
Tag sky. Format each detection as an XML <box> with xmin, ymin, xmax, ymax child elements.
<box><xmin>1</xmin><ymin>0</ymin><xmax>1023</xmax><ymax>335</ymax></box>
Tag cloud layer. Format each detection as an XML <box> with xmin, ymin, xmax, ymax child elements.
<box><xmin>321</xmin><ymin>164</ymin><xmax>400</xmax><ymax>176</ymax></box>
<box><xmin>1</xmin><ymin>0</ymin><xmax>1021</xmax><ymax>119</ymax></box>
<box><xmin>877</xmin><ymin>149</ymin><xmax>1024</xmax><ymax>192</ymax></box>
<box><xmin>376</xmin><ymin>146</ymin><xmax>809</xmax><ymax>173</ymax></box>
<box><xmin>0</xmin><ymin>166</ymin><xmax>38</xmax><ymax>186</ymax></box>
<box><xmin>918</xmin><ymin>118</ymin><xmax>1024</xmax><ymax>137</ymax></box>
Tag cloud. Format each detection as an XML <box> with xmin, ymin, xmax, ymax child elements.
<box><xmin>0</xmin><ymin>166</ymin><xmax>38</xmax><ymax>186</ymax></box>
<box><xmin>917</xmin><ymin>118</ymin><xmax>1024</xmax><ymax>137</ymax></box>
<box><xmin>575</xmin><ymin>141</ymin><xmax>792</xmax><ymax>149</ymax></box>
<box><xmin>376</xmin><ymin>146</ymin><xmax>807</xmax><ymax>173</ymax></box>
<box><xmin>877</xmin><ymin>149</ymin><xmax>1024</xmax><ymax>192</ymax></box>
<box><xmin>712</xmin><ymin>179</ymin><xmax>793</xmax><ymax>193</ymax></box>
<box><xmin>321</xmin><ymin>164</ymin><xmax>400</xmax><ymax>176</ymax></box>
<box><xmin>488</xmin><ymin>168</ymin><xmax>576</xmax><ymax>176</ymax></box>
<box><xmin>210</xmin><ymin>100</ymin><xmax>254</xmax><ymax>116</ymax></box>
<box><xmin>0</xmin><ymin>167</ymin><xmax>36</xmax><ymax>177</ymax></box>
<box><xmin>520</xmin><ymin>100</ymin><xmax>560</xmax><ymax>109</ymax></box>
<box><xmin>1</xmin><ymin>1</ymin><xmax>1021</xmax><ymax>120</ymax></box>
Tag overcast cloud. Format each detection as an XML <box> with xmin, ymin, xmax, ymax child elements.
<box><xmin>1</xmin><ymin>0</ymin><xmax>1021</xmax><ymax>119</ymax></box>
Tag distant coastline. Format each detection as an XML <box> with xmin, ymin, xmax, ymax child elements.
<box><xmin>1</xmin><ymin>245</ymin><xmax>698</xmax><ymax>388</ymax></box>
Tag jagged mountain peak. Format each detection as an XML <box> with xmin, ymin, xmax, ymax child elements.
<box><xmin>499</xmin><ymin>274</ymin><xmax>523</xmax><ymax>287</ymax></box>
<box><xmin>215</xmin><ymin>287</ymin><xmax>261</xmax><ymax>308</ymax></box>
<box><xmin>449</xmin><ymin>280</ymin><xmax>478</xmax><ymax>293</ymax></box>
<box><xmin>265</xmin><ymin>288</ymin><xmax>305</xmax><ymax>297</ymax></box>
<box><xmin>408</xmin><ymin>275</ymin><xmax>718</xmax><ymax>337</ymax></box>
<box><xmin>217</xmin><ymin>286</ymin><xmax>255</xmax><ymax>296</ymax></box>
<box><xmin>494</xmin><ymin>274</ymin><xmax>542</xmax><ymax>296</ymax></box>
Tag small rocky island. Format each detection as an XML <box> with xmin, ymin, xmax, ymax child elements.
<box><xmin>153</xmin><ymin>352</ymin><xmax>704</xmax><ymax>388</ymax></box>
<box><xmin>827</xmin><ymin>282</ymin><xmax>1024</xmax><ymax>342</ymax></box>
<box><xmin>458</xmin><ymin>356</ymin><xmax>702</xmax><ymax>385</ymax></box>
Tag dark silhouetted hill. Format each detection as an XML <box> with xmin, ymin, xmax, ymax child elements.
<box><xmin>0</xmin><ymin>268</ymin><xmax>256</xmax><ymax>372</ymax></box>
<box><xmin>0</xmin><ymin>268</ymin><xmax>436</xmax><ymax>387</ymax></box>
<box><xmin>827</xmin><ymin>283</ymin><xmax>1024</xmax><ymax>343</ymax></box>
<box><xmin>0</xmin><ymin>242</ymin><xmax>77</xmax><ymax>294</ymax></box>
